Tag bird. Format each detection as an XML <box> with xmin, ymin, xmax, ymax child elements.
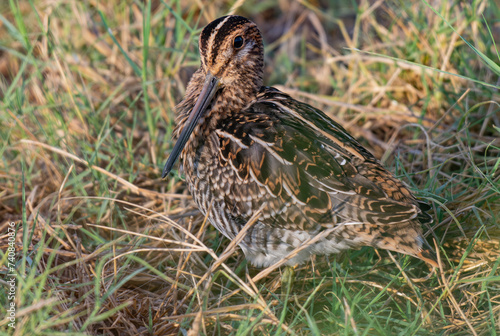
<box><xmin>162</xmin><ymin>15</ymin><xmax>437</xmax><ymax>269</ymax></box>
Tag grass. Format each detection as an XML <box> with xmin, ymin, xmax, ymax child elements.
<box><xmin>0</xmin><ymin>0</ymin><xmax>499</xmax><ymax>335</ymax></box>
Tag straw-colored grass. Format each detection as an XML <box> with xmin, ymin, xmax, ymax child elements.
<box><xmin>1</xmin><ymin>0</ymin><xmax>499</xmax><ymax>335</ymax></box>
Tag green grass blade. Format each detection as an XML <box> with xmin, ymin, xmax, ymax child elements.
<box><xmin>346</xmin><ymin>48</ymin><xmax>500</xmax><ymax>90</ymax></box>
<box><xmin>98</xmin><ymin>11</ymin><xmax>141</xmax><ymax>77</ymax></box>
<box><xmin>421</xmin><ymin>0</ymin><xmax>500</xmax><ymax>77</ymax></box>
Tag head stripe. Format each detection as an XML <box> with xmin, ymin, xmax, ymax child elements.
<box><xmin>199</xmin><ymin>16</ymin><xmax>252</xmax><ymax>67</ymax></box>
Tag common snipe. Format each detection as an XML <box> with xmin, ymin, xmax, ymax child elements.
<box><xmin>162</xmin><ymin>15</ymin><xmax>437</xmax><ymax>268</ymax></box>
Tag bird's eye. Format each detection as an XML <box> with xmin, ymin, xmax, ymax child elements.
<box><xmin>233</xmin><ymin>36</ymin><xmax>244</xmax><ymax>49</ymax></box>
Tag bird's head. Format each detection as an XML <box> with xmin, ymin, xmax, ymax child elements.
<box><xmin>162</xmin><ymin>16</ymin><xmax>264</xmax><ymax>178</ymax></box>
<box><xmin>199</xmin><ymin>15</ymin><xmax>264</xmax><ymax>88</ymax></box>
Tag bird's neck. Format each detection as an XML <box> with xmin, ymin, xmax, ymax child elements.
<box><xmin>174</xmin><ymin>69</ymin><xmax>260</xmax><ymax>139</ymax></box>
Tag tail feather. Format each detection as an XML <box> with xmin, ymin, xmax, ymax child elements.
<box><xmin>365</xmin><ymin>221</ymin><xmax>438</xmax><ymax>267</ymax></box>
<box><xmin>416</xmin><ymin>249</ymin><xmax>438</xmax><ymax>267</ymax></box>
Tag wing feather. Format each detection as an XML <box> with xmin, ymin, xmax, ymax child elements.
<box><xmin>215</xmin><ymin>87</ymin><xmax>424</xmax><ymax>230</ymax></box>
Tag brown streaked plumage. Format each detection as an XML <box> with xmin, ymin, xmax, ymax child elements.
<box><xmin>162</xmin><ymin>15</ymin><xmax>437</xmax><ymax>268</ymax></box>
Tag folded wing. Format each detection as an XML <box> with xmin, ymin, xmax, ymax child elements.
<box><xmin>216</xmin><ymin>87</ymin><xmax>425</xmax><ymax>232</ymax></box>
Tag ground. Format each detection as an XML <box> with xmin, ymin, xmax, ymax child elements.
<box><xmin>0</xmin><ymin>0</ymin><xmax>499</xmax><ymax>335</ymax></box>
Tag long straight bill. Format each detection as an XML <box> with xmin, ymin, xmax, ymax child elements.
<box><xmin>162</xmin><ymin>73</ymin><xmax>220</xmax><ymax>178</ymax></box>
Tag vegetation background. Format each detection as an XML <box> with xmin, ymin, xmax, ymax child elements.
<box><xmin>0</xmin><ymin>0</ymin><xmax>499</xmax><ymax>335</ymax></box>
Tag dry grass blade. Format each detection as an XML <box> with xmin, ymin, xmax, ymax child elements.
<box><xmin>20</xmin><ymin>139</ymin><xmax>187</xmax><ymax>199</ymax></box>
